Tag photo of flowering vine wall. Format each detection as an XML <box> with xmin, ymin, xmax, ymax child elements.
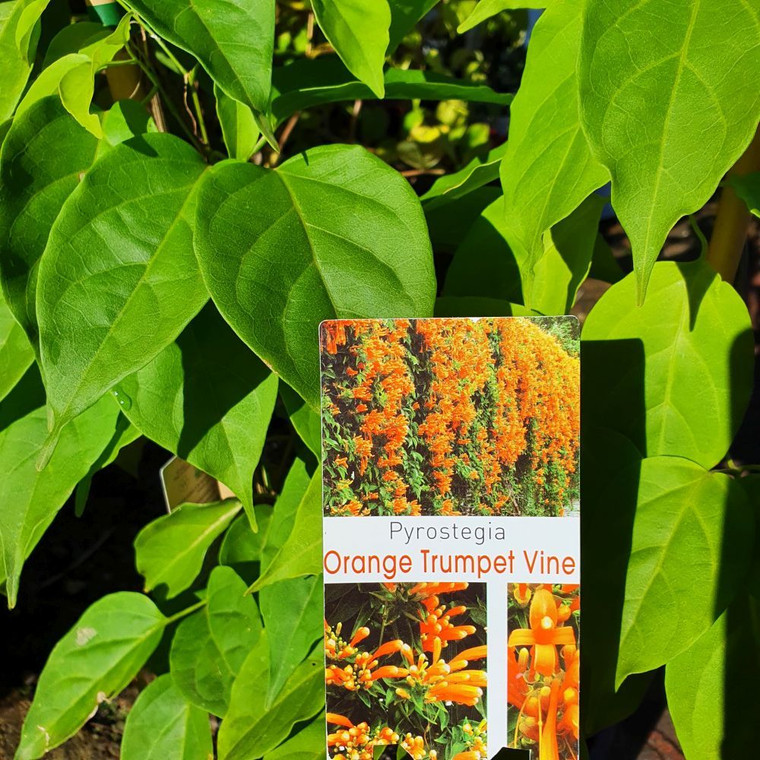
<box><xmin>321</xmin><ymin>318</ymin><xmax>580</xmax><ymax>518</ymax></box>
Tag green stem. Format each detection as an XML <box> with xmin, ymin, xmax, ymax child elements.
<box><xmin>188</xmin><ymin>66</ymin><xmax>210</xmax><ymax>146</ymax></box>
<box><xmin>165</xmin><ymin>598</ymin><xmax>207</xmax><ymax>625</ymax></box>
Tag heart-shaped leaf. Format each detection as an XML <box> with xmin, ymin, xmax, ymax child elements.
<box><xmin>37</xmin><ymin>132</ymin><xmax>209</xmax><ymax>456</ymax></box>
<box><xmin>579</xmin><ymin>0</ymin><xmax>760</xmax><ymax>297</ymax></box>
<box><xmin>582</xmin><ymin>260</ymin><xmax>754</xmax><ymax>468</ymax></box>
<box><xmin>195</xmin><ymin>144</ymin><xmax>435</xmax><ymax>408</ymax></box>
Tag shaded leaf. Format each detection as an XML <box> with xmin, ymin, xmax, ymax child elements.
<box><xmin>615</xmin><ymin>456</ymin><xmax>752</xmax><ymax>685</ymax></box>
<box><xmin>128</xmin><ymin>0</ymin><xmax>274</xmax><ymax>114</ymax></box>
<box><xmin>271</xmin><ymin>58</ymin><xmax>511</xmax><ymax>125</ymax></box>
<box><xmin>135</xmin><ymin>500</ymin><xmax>242</xmax><ymax>598</ymax></box>
<box><xmin>263</xmin><ymin>715</ymin><xmax>325</xmax><ymax>760</ymax></box>
<box><xmin>195</xmin><ymin>144</ymin><xmax>435</xmax><ymax>408</ymax></box>
<box><xmin>0</xmin><ymin>288</ymin><xmax>33</xmax><ymax>402</ymax></box>
<box><xmin>215</xmin><ymin>85</ymin><xmax>259</xmax><ymax>161</ymax></box>
<box><xmin>666</xmin><ymin>595</ymin><xmax>760</xmax><ymax>760</ymax></box>
<box><xmin>37</xmin><ymin>132</ymin><xmax>209</xmax><ymax>455</ymax></box>
<box><xmin>16</xmin><ymin>593</ymin><xmax>165</xmax><ymax>760</ymax></box>
<box><xmin>280</xmin><ymin>383</ymin><xmax>320</xmax><ymax>456</ymax></box>
<box><xmin>387</xmin><ymin>0</ymin><xmax>439</xmax><ymax>52</ymax></box>
<box><xmin>260</xmin><ymin>575</ymin><xmax>322</xmax><ymax>699</ymax></box>
<box><xmin>217</xmin><ymin>632</ymin><xmax>323</xmax><ymax>760</ymax></box>
<box><xmin>311</xmin><ymin>0</ymin><xmax>391</xmax><ymax>98</ymax></box>
<box><xmin>458</xmin><ymin>0</ymin><xmax>548</xmax><ymax>33</ymax></box>
<box><xmin>0</xmin><ymin>369</ymin><xmax>120</xmax><ymax>607</ymax></box>
<box><xmin>434</xmin><ymin>297</ymin><xmax>535</xmax><ymax>317</ymax></box>
<box><xmin>170</xmin><ymin>565</ymin><xmax>261</xmax><ymax>717</ymax></box>
<box><xmin>582</xmin><ymin>260</ymin><xmax>754</xmax><ymax>468</ymax></box>
<box><xmin>249</xmin><ymin>471</ymin><xmax>321</xmax><ymax>592</ymax></box>
<box><xmin>121</xmin><ymin>674</ymin><xmax>213</xmax><ymax>760</ymax></box>
<box><xmin>118</xmin><ymin>303</ymin><xmax>278</xmax><ymax>521</ymax></box>
<box><xmin>579</xmin><ymin>0</ymin><xmax>760</xmax><ymax>297</ymax></box>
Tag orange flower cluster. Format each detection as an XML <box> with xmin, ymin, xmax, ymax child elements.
<box><xmin>327</xmin><ymin>713</ymin><xmax>399</xmax><ymax>760</ymax></box>
<box><xmin>507</xmin><ymin>584</ymin><xmax>580</xmax><ymax>760</ymax></box>
<box><xmin>322</xmin><ymin>318</ymin><xmax>579</xmax><ymax>516</ymax></box>
<box><xmin>325</xmin><ymin>582</ymin><xmax>488</xmax><ymax>760</ymax></box>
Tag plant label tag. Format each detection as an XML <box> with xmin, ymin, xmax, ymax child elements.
<box><xmin>321</xmin><ymin>318</ymin><xmax>580</xmax><ymax>760</ymax></box>
<box><xmin>159</xmin><ymin>456</ymin><xmax>235</xmax><ymax>512</ymax></box>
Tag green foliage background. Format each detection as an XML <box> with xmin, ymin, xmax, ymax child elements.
<box><xmin>0</xmin><ymin>0</ymin><xmax>759</xmax><ymax>759</ymax></box>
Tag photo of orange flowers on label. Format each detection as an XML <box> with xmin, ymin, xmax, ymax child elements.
<box><xmin>325</xmin><ymin>582</ymin><xmax>487</xmax><ymax>760</ymax></box>
<box><xmin>321</xmin><ymin>317</ymin><xmax>579</xmax><ymax>517</ymax></box>
<box><xmin>321</xmin><ymin>317</ymin><xmax>581</xmax><ymax>759</ymax></box>
<box><xmin>508</xmin><ymin>583</ymin><xmax>580</xmax><ymax>759</ymax></box>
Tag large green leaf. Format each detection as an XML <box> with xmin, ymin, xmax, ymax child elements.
<box><xmin>170</xmin><ymin>566</ymin><xmax>262</xmax><ymax>717</ymax></box>
<box><xmin>615</xmin><ymin>456</ymin><xmax>752</xmax><ymax>685</ymax></box>
<box><xmin>37</xmin><ymin>133</ymin><xmax>209</xmax><ymax>458</ymax></box>
<box><xmin>16</xmin><ymin>592</ymin><xmax>165</xmax><ymax>760</ymax></box>
<box><xmin>249</xmin><ymin>472</ymin><xmax>321</xmax><ymax>592</ymax></box>
<box><xmin>118</xmin><ymin>303</ymin><xmax>278</xmax><ymax>521</ymax></box>
<box><xmin>578</xmin><ymin>0</ymin><xmax>760</xmax><ymax>298</ymax></box>
<box><xmin>311</xmin><ymin>0</ymin><xmax>391</xmax><ymax>98</ymax></box>
<box><xmin>0</xmin><ymin>0</ymin><xmax>47</xmax><ymax>121</ymax></box>
<box><xmin>0</xmin><ymin>96</ymin><xmax>99</xmax><ymax>349</ymax></box>
<box><xmin>121</xmin><ymin>674</ymin><xmax>213</xmax><ymax>760</ymax></box>
<box><xmin>0</xmin><ymin>369</ymin><xmax>121</xmax><ymax>607</ymax></box>
<box><xmin>264</xmin><ymin>716</ymin><xmax>325</xmax><ymax>760</ymax></box>
<box><xmin>195</xmin><ymin>144</ymin><xmax>435</xmax><ymax>408</ymax></box>
<box><xmin>458</xmin><ymin>0</ymin><xmax>547</xmax><ymax>32</ymax></box>
<box><xmin>499</xmin><ymin>0</ymin><xmax>607</xmax><ymax>282</ymax></box>
<box><xmin>134</xmin><ymin>500</ymin><xmax>242</xmax><ymax>598</ymax></box>
<box><xmin>666</xmin><ymin>595</ymin><xmax>760</xmax><ymax>760</ymax></box>
<box><xmin>260</xmin><ymin>575</ymin><xmax>322</xmax><ymax>700</ymax></box>
<box><xmin>270</xmin><ymin>58</ymin><xmax>511</xmax><ymax>125</ymax></box>
<box><xmin>127</xmin><ymin>0</ymin><xmax>274</xmax><ymax>115</ymax></box>
<box><xmin>0</xmin><ymin>288</ymin><xmax>33</xmax><ymax>402</ymax></box>
<box><xmin>582</xmin><ymin>260</ymin><xmax>754</xmax><ymax>468</ymax></box>
<box><xmin>217</xmin><ymin>632</ymin><xmax>323</xmax><ymax>760</ymax></box>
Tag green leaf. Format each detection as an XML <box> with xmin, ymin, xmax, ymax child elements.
<box><xmin>421</xmin><ymin>141</ymin><xmax>507</xmax><ymax>210</ymax></box>
<box><xmin>127</xmin><ymin>0</ymin><xmax>274</xmax><ymax>115</ymax></box>
<box><xmin>170</xmin><ymin>565</ymin><xmax>262</xmax><ymax>717</ymax></box>
<box><xmin>426</xmin><ymin>186</ymin><xmax>501</xmax><ymax>254</ymax></box>
<box><xmin>215</xmin><ymin>85</ymin><xmax>259</xmax><ymax>161</ymax></box>
<box><xmin>280</xmin><ymin>383</ymin><xmax>320</xmax><ymax>456</ymax></box>
<box><xmin>37</xmin><ymin>132</ymin><xmax>209</xmax><ymax>457</ymax></box>
<box><xmin>195</xmin><ymin>144</ymin><xmax>435</xmax><ymax>408</ymax></box>
<box><xmin>387</xmin><ymin>0</ymin><xmax>439</xmax><ymax>52</ymax></box>
<box><xmin>730</xmin><ymin>171</ymin><xmax>760</xmax><ymax>217</ymax></box>
<box><xmin>16</xmin><ymin>592</ymin><xmax>165</xmax><ymax>760</ymax></box>
<box><xmin>219</xmin><ymin>508</ymin><xmax>273</xmax><ymax>568</ymax></box>
<box><xmin>217</xmin><ymin>632</ymin><xmax>323</xmax><ymax>760</ymax></box>
<box><xmin>121</xmin><ymin>674</ymin><xmax>213</xmax><ymax>760</ymax></box>
<box><xmin>260</xmin><ymin>575</ymin><xmax>322</xmax><ymax>699</ymax></box>
<box><xmin>615</xmin><ymin>456</ymin><xmax>752</xmax><ymax>686</ymax></box>
<box><xmin>99</xmin><ymin>99</ymin><xmax>157</xmax><ymax>148</ymax></box>
<box><xmin>270</xmin><ymin>58</ymin><xmax>511</xmax><ymax>124</ymax></box>
<box><xmin>117</xmin><ymin>303</ymin><xmax>278</xmax><ymax>522</ymax></box>
<box><xmin>0</xmin><ymin>0</ymin><xmax>47</xmax><ymax>121</ymax></box>
<box><xmin>526</xmin><ymin>192</ymin><xmax>606</xmax><ymax>315</ymax></box>
<box><xmin>0</xmin><ymin>369</ymin><xmax>121</xmax><ymax>607</ymax></box>
<box><xmin>17</xmin><ymin>15</ymin><xmax>132</xmax><ymax>137</ymax></box>
<box><xmin>578</xmin><ymin>0</ymin><xmax>760</xmax><ymax>299</ymax></box>
<box><xmin>135</xmin><ymin>500</ymin><xmax>242</xmax><ymax>598</ymax></box>
<box><xmin>582</xmin><ymin>260</ymin><xmax>754</xmax><ymax>468</ymax></box>
<box><xmin>249</xmin><ymin>471</ymin><xmax>321</xmax><ymax>592</ymax></box>
<box><xmin>263</xmin><ymin>715</ymin><xmax>325</xmax><ymax>760</ymax></box>
<box><xmin>311</xmin><ymin>0</ymin><xmax>391</xmax><ymax>98</ymax></box>
<box><xmin>442</xmin><ymin>195</ymin><xmax>522</xmax><ymax>303</ymax></box>
<box><xmin>499</xmin><ymin>0</ymin><xmax>607</xmax><ymax>280</ymax></box>
<box><xmin>458</xmin><ymin>0</ymin><xmax>547</xmax><ymax>33</ymax></box>
<box><xmin>0</xmin><ymin>288</ymin><xmax>33</xmax><ymax>402</ymax></box>
<box><xmin>42</xmin><ymin>21</ymin><xmax>109</xmax><ymax>67</ymax></box>
<box><xmin>0</xmin><ymin>96</ymin><xmax>99</xmax><ymax>349</ymax></box>
<box><xmin>666</xmin><ymin>595</ymin><xmax>760</xmax><ymax>760</ymax></box>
